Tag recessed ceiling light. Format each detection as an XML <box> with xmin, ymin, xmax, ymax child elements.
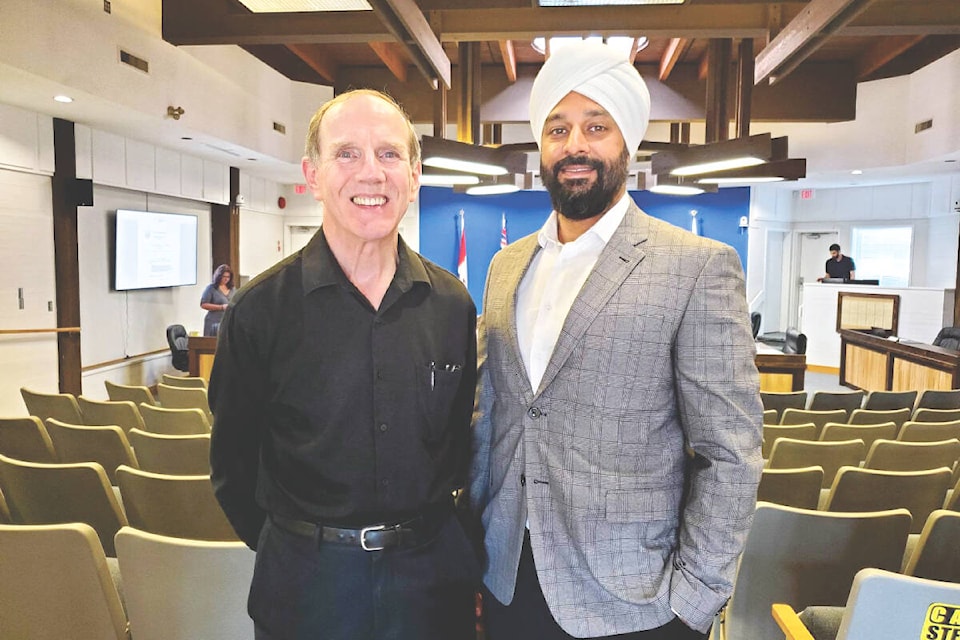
<box><xmin>851</xmin><ymin>169</ymin><xmax>863</xmax><ymax>175</ymax></box>
<box><xmin>53</xmin><ymin>95</ymin><xmax>73</xmax><ymax>103</ymax></box>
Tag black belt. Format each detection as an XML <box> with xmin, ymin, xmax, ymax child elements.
<box><xmin>270</xmin><ymin>507</ymin><xmax>448</xmax><ymax>552</ymax></box>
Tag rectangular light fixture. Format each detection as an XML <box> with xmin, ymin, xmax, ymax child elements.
<box><xmin>648</xmin><ymin>175</ymin><xmax>716</xmax><ymax>196</ymax></box>
<box><xmin>652</xmin><ymin>134</ymin><xmax>782</xmax><ymax>177</ymax></box>
<box><xmin>695</xmin><ymin>159</ymin><xmax>807</xmax><ymax>184</ymax></box>
<box><xmin>235</xmin><ymin>0</ymin><xmax>371</xmax><ymax>12</ymax></box>
<box><xmin>538</xmin><ymin>0</ymin><xmax>684</xmax><ymax>5</ymax></box>
<box><xmin>420</xmin><ymin>170</ymin><xmax>481</xmax><ymax>187</ymax></box>
<box><xmin>421</xmin><ymin>136</ymin><xmax>526</xmax><ymax>177</ymax></box>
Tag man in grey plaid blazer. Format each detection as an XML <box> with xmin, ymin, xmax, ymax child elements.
<box><xmin>465</xmin><ymin>40</ymin><xmax>763</xmax><ymax>639</ymax></box>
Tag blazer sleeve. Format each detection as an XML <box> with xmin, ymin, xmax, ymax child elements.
<box><xmin>668</xmin><ymin>244</ymin><xmax>764</xmax><ymax>631</ymax></box>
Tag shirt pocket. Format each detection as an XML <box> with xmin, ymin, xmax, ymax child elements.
<box><xmin>417</xmin><ymin>362</ymin><xmax>463</xmax><ymax>440</ymax></box>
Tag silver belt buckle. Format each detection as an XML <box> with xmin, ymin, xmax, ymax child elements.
<box><xmin>360</xmin><ymin>524</ymin><xmax>387</xmax><ymax>551</ymax></box>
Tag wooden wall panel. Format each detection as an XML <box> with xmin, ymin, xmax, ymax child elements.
<box><xmin>844</xmin><ymin>344</ymin><xmax>888</xmax><ymax>391</ymax></box>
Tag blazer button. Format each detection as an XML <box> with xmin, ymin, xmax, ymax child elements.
<box><xmin>527</xmin><ymin>407</ymin><xmax>541</xmax><ymax>419</ymax></box>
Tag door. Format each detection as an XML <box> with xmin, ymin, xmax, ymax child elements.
<box><xmin>790</xmin><ymin>232</ymin><xmax>838</xmax><ymax>330</ymax></box>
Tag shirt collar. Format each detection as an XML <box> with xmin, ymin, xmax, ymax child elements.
<box><xmin>537</xmin><ymin>191</ymin><xmax>631</xmax><ymax>249</ymax></box>
<box><xmin>301</xmin><ymin>228</ymin><xmax>430</xmax><ymax>295</ymax></box>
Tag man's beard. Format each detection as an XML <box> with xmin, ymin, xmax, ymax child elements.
<box><xmin>541</xmin><ymin>148</ymin><xmax>629</xmax><ymax>221</ymax></box>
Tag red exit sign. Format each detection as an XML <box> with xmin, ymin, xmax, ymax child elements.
<box><xmin>799</xmin><ymin>189</ymin><xmax>815</xmax><ymax>200</ymax></box>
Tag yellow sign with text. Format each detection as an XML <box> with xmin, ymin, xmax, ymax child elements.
<box><xmin>923</xmin><ymin>604</ymin><xmax>960</xmax><ymax>639</ymax></box>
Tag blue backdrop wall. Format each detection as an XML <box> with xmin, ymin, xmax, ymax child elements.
<box><xmin>418</xmin><ymin>186</ymin><xmax>751</xmax><ymax>312</ymax></box>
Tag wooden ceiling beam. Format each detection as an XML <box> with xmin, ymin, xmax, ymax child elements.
<box><xmin>755</xmin><ymin>0</ymin><xmax>880</xmax><ymax>85</ymax></box>
<box><xmin>498</xmin><ymin>40</ymin><xmax>518</xmax><ymax>83</ymax></box>
<box><xmin>659</xmin><ymin>37</ymin><xmax>690</xmax><ymax>81</ymax></box>
<box><xmin>286</xmin><ymin>44</ymin><xmax>338</xmax><ymax>85</ymax></box>
<box><xmin>855</xmin><ymin>35</ymin><xmax>926</xmax><ymax>80</ymax></box>
<box><xmin>369</xmin><ymin>42</ymin><xmax>409</xmax><ymax>83</ymax></box>
<box><xmin>367</xmin><ymin>0</ymin><xmax>451</xmax><ymax>89</ymax></box>
<box><xmin>840</xmin><ymin>1</ymin><xmax>960</xmax><ymax>36</ymax></box>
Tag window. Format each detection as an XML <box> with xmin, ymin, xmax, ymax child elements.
<box><xmin>850</xmin><ymin>226</ymin><xmax>912</xmax><ymax>287</ymax></box>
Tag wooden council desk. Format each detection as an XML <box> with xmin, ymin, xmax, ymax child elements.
<box><xmin>756</xmin><ymin>343</ymin><xmax>806</xmax><ymax>392</ymax></box>
<box><xmin>839</xmin><ymin>329</ymin><xmax>960</xmax><ymax>391</ymax></box>
<box><xmin>187</xmin><ymin>336</ymin><xmax>218</xmax><ymax>382</ymax></box>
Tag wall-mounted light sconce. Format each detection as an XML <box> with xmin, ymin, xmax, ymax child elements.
<box><xmin>167</xmin><ymin>106</ymin><xmax>185</xmax><ymax>120</ymax></box>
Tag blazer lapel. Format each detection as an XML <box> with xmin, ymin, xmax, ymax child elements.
<box><xmin>491</xmin><ymin>235</ymin><xmax>540</xmax><ymax>403</ymax></box>
<box><xmin>534</xmin><ymin>202</ymin><xmax>649</xmax><ymax>398</ymax></box>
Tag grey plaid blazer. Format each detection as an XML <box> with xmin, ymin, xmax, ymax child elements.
<box><xmin>466</xmin><ymin>201</ymin><xmax>763</xmax><ymax>636</ymax></box>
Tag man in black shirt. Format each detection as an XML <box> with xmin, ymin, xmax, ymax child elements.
<box><xmin>209</xmin><ymin>89</ymin><xmax>479</xmax><ymax>640</ymax></box>
<box><xmin>822</xmin><ymin>243</ymin><xmax>856</xmax><ymax>281</ymax></box>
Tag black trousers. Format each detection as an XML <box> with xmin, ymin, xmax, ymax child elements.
<box><xmin>250</xmin><ymin>512</ymin><xmax>478</xmax><ymax>640</ymax></box>
<box><xmin>482</xmin><ymin>533</ymin><xmax>709</xmax><ymax>640</ymax></box>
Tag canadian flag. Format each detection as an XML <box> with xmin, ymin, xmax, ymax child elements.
<box><xmin>457</xmin><ymin>209</ymin><xmax>468</xmax><ymax>287</ymax></box>
<box><xmin>500</xmin><ymin>212</ymin><xmax>508</xmax><ymax>249</ymax></box>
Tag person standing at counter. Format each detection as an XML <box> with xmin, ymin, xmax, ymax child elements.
<box><xmin>200</xmin><ymin>264</ymin><xmax>235</xmax><ymax>336</ymax></box>
<box><xmin>821</xmin><ymin>243</ymin><xmax>856</xmax><ymax>281</ymax></box>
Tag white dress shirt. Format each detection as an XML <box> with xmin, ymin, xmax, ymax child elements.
<box><xmin>516</xmin><ymin>193</ymin><xmax>631</xmax><ymax>391</ymax></box>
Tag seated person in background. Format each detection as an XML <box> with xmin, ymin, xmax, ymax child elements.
<box><xmin>200</xmin><ymin>264</ymin><xmax>235</xmax><ymax>336</ymax></box>
<box><xmin>818</xmin><ymin>243</ymin><xmax>855</xmax><ymax>282</ymax></box>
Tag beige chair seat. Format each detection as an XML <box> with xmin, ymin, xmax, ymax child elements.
<box><xmin>20</xmin><ymin>387</ymin><xmax>83</xmax><ymax>424</ymax></box>
<box><xmin>44</xmin><ymin>418</ymin><xmax>139</xmax><ymax>484</ymax></box>
<box><xmin>0</xmin><ymin>416</ymin><xmax>57</xmax><ymax>463</ymax></box>
<box><xmin>161</xmin><ymin>373</ymin><xmax>208</xmax><ymax>389</ymax></box>
<box><xmin>808</xmin><ymin>390</ymin><xmax>865</xmax><ymax>419</ymax></box>
<box><xmin>157</xmin><ymin>384</ymin><xmax>213</xmax><ymax>423</ymax></box>
<box><xmin>863</xmin><ymin>390</ymin><xmax>917</xmax><ymax>411</ymax></box>
<box><xmin>767</xmin><ymin>438</ymin><xmax>866</xmax><ymax>488</ymax></box>
<box><xmin>757</xmin><ymin>466</ymin><xmax>823</xmax><ymax>510</ymax></box>
<box><xmin>847</xmin><ymin>407</ymin><xmax>910</xmax><ymax>428</ymax></box>
<box><xmin>127</xmin><ymin>429</ymin><xmax>211</xmax><ymax>476</ymax></box>
<box><xmin>820</xmin><ymin>422</ymin><xmax>898</xmax><ymax>454</ymax></box>
<box><xmin>863</xmin><ymin>438</ymin><xmax>960</xmax><ymax>475</ymax></box>
<box><xmin>105</xmin><ymin>380</ymin><xmax>157</xmax><ymax>406</ymax></box>
<box><xmin>139</xmin><ymin>403</ymin><xmax>210</xmax><ymax>435</ymax></box>
<box><xmin>0</xmin><ymin>522</ymin><xmax>128</xmax><ymax>640</ymax></box>
<box><xmin>760</xmin><ymin>391</ymin><xmax>807</xmax><ymax>423</ymax></box>
<box><xmin>898</xmin><ymin>419</ymin><xmax>960</xmax><ymax>442</ymax></box>
<box><xmin>912</xmin><ymin>407</ymin><xmax>960</xmax><ymax>423</ymax></box>
<box><xmin>779</xmin><ymin>409</ymin><xmax>848</xmax><ymax>437</ymax></box>
<box><xmin>79</xmin><ymin>396</ymin><xmax>145</xmax><ymax>434</ymax></box>
<box><xmin>762</xmin><ymin>423</ymin><xmax>817</xmax><ymax>458</ymax></box>
<box><xmin>903</xmin><ymin>509</ymin><xmax>960</xmax><ymax>582</ymax></box>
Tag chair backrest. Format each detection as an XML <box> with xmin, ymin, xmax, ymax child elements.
<box><xmin>899</xmin><ymin>419</ymin><xmax>960</xmax><ymax>443</ymax></box>
<box><xmin>0</xmin><ymin>488</ymin><xmax>11</xmax><ymax>523</ymax></box>
<box><xmin>780</xmin><ymin>409</ymin><xmax>848</xmax><ymax>433</ymax></box>
<box><xmin>825</xmin><ymin>466</ymin><xmax>953</xmax><ymax>533</ymax></box>
<box><xmin>933</xmin><ymin>326</ymin><xmax>960</xmax><ymax>351</ymax></box>
<box><xmin>78</xmin><ymin>396</ymin><xmax>145</xmax><ymax>433</ymax></box>
<box><xmin>864</xmin><ymin>438</ymin><xmax>960</xmax><ymax>474</ymax></box>
<box><xmin>946</xmin><ymin>475</ymin><xmax>960</xmax><ymax>512</ymax></box>
<box><xmin>166</xmin><ymin>324</ymin><xmax>190</xmax><ymax>372</ymax></box>
<box><xmin>783</xmin><ymin>327</ymin><xmax>807</xmax><ymax>355</ymax></box>
<box><xmin>139</xmin><ymin>403</ymin><xmax>210</xmax><ymax>435</ymax></box>
<box><xmin>115</xmin><ymin>526</ymin><xmax>255</xmax><ymax>640</ymax></box>
<box><xmin>916</xmin><ymin>389</ymin><xmax>960</xmax><ymax>411</ymax></box>
<box><xmin>750</xmin><ymin>311</ymin><xmax>761</xmax><ymax>339</ymax></box>
<box><xmin>809</xmin><ymin>390</ymin><xmax>865</xmax><ymax>417</ymax></box>
<box><xmin>762</xmin><ymin>424</ymin><xmax>817</xmax><ymax>458</ymax></box>
<box><xmin>767</xmin><ymin>438</ymin><xmax>866</xmax><ymax>488</ymax></box>
<box><xmin>721</xmin><ymin>503</ymin><xmax>911</xmax><ymax>640</ymax></box>
<box><xmin>20</xmin><ymin>387</ymin><xmax>84</xmax><ymax>424</ymax></box>
<box><xmin>157</xmin><ymin>384</ymin><xmax>213</xmax><ymax>422</ymax></box>
<box><xmin>762</xmin><ymin>409</ymin><xmax>778</xmax><ymax>425</ymax></box>
<box><xmin>912</xmin><ymin>408</ymin><xmax>960</xmax><ymax>423</ymax></box>
<box><xmin>820</xmin><ymin>422</ymin><xmax>898</xmax><ymax>453</ymax></box>
<box><xmin>127</xmin><ymin>429</ymin><xmax>211</xmax><ymax>475</ymax></box>
<box><xmin>903</xmin><ymin>510</ymin><xmax>960</xmax><ymax>582</ymax></box>
<box><xmin>0</xmin><ymin>454</ymin><xmax>128</xmax><ymax>555</ymax></box>
<box><xmin>863</xmin><ymin>389</ymin><xmax>918</xmax><ymax>411</ymax></box>
<box><xmin>848</xmin><ymin>407</ymin><xmax>911</xmax><ymax>427</ymax></box>
<box><xmin>104</xmin><ymin>380</ymin><xmax>157</xmax><ymax>406</ymax></box>
<box><xmin>161</xmin><ymin>373</ymin><xmax>207</xmax><ymax>389</ymax></box>
<box><xmin>0</xmin><ymin>523</ymin><xmax>129</xmax><ymax>640</ymax></box>
<box><xmin>44</xmin><ymin>418</ymin><xmax>138</xmax><ymax>484</ymax></box>
<box><xmin>757</xmin><ymin>467</ymin><xmax>824</xmax><ymax>510</ymax></box>
<box><xmin>0</xmin><ymin>416</ymin><xmax>57</xmax><ymax>463</ymax></box>
<box><xmin>834</xmin><ymin>568</ymin><xmax>960</xmax><ymax>640</ymax></box>
<box><xmin>116</xmin><ymin>466</ymin><xmax>238</xmax><ymax>541</ymax></box>
<box><xmin>761</xmin><ymin>391</ymin><xmax>808</xmax><ymax>422</ymax></box>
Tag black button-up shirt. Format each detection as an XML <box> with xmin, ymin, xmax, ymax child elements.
<box><xmin>209</xmin><ymin>230</ymin><xmax>477</xmax><ymax>548</ymax></box>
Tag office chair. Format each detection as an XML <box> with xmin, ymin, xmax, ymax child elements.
<box><xmin>783</xmin><ymin>327</ymin><xmax>807</xmax><ymax>355</ymax></box>
<box><xmin>932</xmin><ymin>326</ymin><xmax>960</xmax><ymax>352</ymax></box>
<box><xmin>166</xmin><ymin>324</ymin><xmax>190</xmax><ymax>373</ymax></box>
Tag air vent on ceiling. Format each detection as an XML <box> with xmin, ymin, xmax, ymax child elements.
<box><xmin>915</xmin><ymin>119</ymin><xmax>933</xmax><ymax>134</ymax></box>
<box><xmin>103</xmin><ymin>0</ymin><xmax>111</xmax><ymax>13</ymax></box>
<box><xmin>273</xmin><ymin>122</ymin><xmax>287</xmax><ymax>134</ymax></box>
<box><xmin>119</xmin><ymin>49</ymin><xmax>149</xmax><ymax>74</ymax></box>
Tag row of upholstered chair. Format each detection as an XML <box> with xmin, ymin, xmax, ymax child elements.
<box><xmin>761</xmin><ymin>418</ymin><xmax>960</xmax><ymax>458</ymax></box>
<box><xmin>21</xmin><ymin>379</ymin><xmax>213</xmax><ymax>429</ymax></box>
<box><xmin>0</xmin><ymin>417</ymin><xmax>211</xmax><ymax>477</ymax></box>
<box><xmin>716</xmin><ymin>503</ymin><xmax>960</xmax><ymax>640</ymax></box>
<box><xmin>0</xmin><ymin>453</ymin><xmax>237</xmax><ymax>554</ymax></box>
<box><xmin>0</xmin><ymin>522</ymin><xmax>253</xmax><ymax>640</ymax></box>
<box><xmin>761</xmin><ymin>389</ymin><xmax>960</xmax><ymax>422</ymax></box>
<box><xmin>764</xmin><ymin>403</ymin><xmax>960</xmax><ymax>429</ymax></box>
<box><xmin>758</xmin><ymin>462</ymin><xmax>959</xmax><ymax>531</ymax></box>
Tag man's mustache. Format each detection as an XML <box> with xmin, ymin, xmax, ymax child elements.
<box><xmin>551</xmin><ymin>155</ymin><xmax>604</xmax><ymax>179</ymax></box>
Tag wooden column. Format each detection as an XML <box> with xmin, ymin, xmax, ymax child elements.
<box><xmin>705</xmin><ymin>38</ymin><xmax>732</xmax><ymax>144</ymax></box>
<box><xmin>736</xmin><ymin>38</ymin><xmax>754</xmax><ymax>139</ymax></box>
<box><xmin>211</xmin><ymin>166</ymin><xmax>240</xmax><ymax>276</ymax></box>
<box><xmin>51</xmin><ymin>118</ymin><xmax>82</xmax><ymax>394</ymax></box>
<box><xmin>457</xmin><ymin>42</ymin><xmax>481</xmax><ymax>144</ymax></box>
<box><xmin>433</xmin><ymin>85</ymin><xmax>448</xmax><ymax>139</ymax></box>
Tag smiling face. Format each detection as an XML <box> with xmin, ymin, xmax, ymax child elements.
<box><xmin>539</xmin><ymin>91</ymin><xmax>629</xmax><ymax>221</ymax></box>
<box><xmin>301</xmin><ymin>93</ymin><xmax>421</xmax><ymax>247</ymax></box>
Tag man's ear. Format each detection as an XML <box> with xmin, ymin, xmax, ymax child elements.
<box><xmin>302</xmin><ymin>157</ymin><xmax>321</xmax><ymax>196</ymax></box>
<box><xmin>409</xmin><ymin>161</ymin><xmax>422</xmax><ymax>203</ymax></box>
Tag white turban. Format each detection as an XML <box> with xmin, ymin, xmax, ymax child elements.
<box><xmin>529</xmin><ymin>40</ymin><xmax>651</xmax><ymax>156</ymax></box>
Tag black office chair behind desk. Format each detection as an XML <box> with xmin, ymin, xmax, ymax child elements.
<box><xmin>751</xmin><ymin>312</ymin><xmax>762</xmax><ymax>340</ymax></box>
<box><xmin>166</xmin><ymin>324</ymin><xmax>190</xmax><ymax>372</ymax></box>
<box><xmin>932</xmin><ymin>326</ymin><xmax>960</xmax><ymax>352</ymax></box>
<box><xmin>783</xmin><ymin>327</ymin><xmax>807</xmax><ymax>355</ymax></box>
